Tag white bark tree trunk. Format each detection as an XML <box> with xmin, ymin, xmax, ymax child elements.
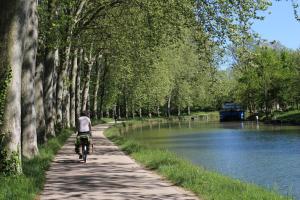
<box><xmin>92</xmin><ymin>63</ymin><xmax>101</xmax><ymax>119</ymax></box>
<box><xmin>70</xmin><ymin>48</ymin><xmax>78</xmax><ymax>127</ymax></box>
<box><xmin>56</xmin><ymin>60</ymin><xmax>63</xmax><ymax>129</ymax></box>
<box><xmin>62</xmin><ymin>44</ymin><xmax>71</xmax><ymax>128</ymax></box>
<box><xmin>167</xmin><ymin>95</ymin><xmax>171</xmax><ymax>118</ymax></box>
<box><xmin>106</xmin><ymin>108</ymin><xmax>110</xmax><ymax>118</ymax></box>
<box><xmin>139</xmin><ymin>108</ymin><xmax>142</xmax><ymax>118</ymax></box>
<box><xmin>35</xmin><ymin>62</ymin><xmax>46</xmax><ymax>143</ymax></box>
<box><xmin>118</xmin><ymin>106</ymin><xmax>121</xmax><ymax>119</ymax></box>
<box><xmin>43</xmin><ymin>0</ymin><xmax>56</xmax><ymax>136</ymax></box>
<box><xmin>75</xmin><ymin>49</ymin><xmax>83</xmax><ymax>120</ymax></box>
<box><xmin>21</xmin><ymin>0</ymin><xmax>39</xmax><ymax>158</ymax></box>
<box><xmin>52</xmin><ymin>48</ymin><xmax>59</xmax><ymax>123</ymax></box>
<box><xmin>0</xmin><ymin>0</ymin><xmax>31</xmax><ymax>174</ymax></box>
<box><xmin>131</xmin><ymin>104</ymin><xmax>135</xmax><ymax>118</ymax></box>
<box><xmin>56</xmin><ymin>45</ymin><xmax>72</xmax><ymax>130</ymax></box>
<box><xmin>44</xmin><ymin>49</ymin><xmax>56</xmax><ymax>137</ymax></box>
<box><xmin>81</xmin><ymin>61</ymin><xmax>93</xmax><ymax>112</ymax></box>
<box><xmin>157</xmin><ymin>106</ymin><xmax>160</xmax><ymax>117</ymax></box>
<box><xmin>125</xmin><ymin>100</ymin><xmax>129</xmax><ymax>119</ymax></box>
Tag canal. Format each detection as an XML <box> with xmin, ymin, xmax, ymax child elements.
<box><xmin>125</xmin><ymin>121</ymin><xmax>300</xmax><ymax>199</ymax></box>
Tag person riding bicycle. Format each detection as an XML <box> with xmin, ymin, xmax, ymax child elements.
<box><xmin>75</xmin><ymin>111</ymin><xmax>92</xmax><ymax>159</ymax></box>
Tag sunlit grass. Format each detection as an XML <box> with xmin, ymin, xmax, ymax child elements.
<box><xmin>105</xmin><ymin>125</ymin><xmax>293</xmax><ymax>200</ymax></box>
<box><xmin>0</xmin><ymin>129</ymin><xmax>73</xmax><ymax>200</ymax></box>
<box><xmin>274</xmin><ymin>110</ymin><xmax>300</xmax><ymax>123</ymax></box>
<box><xmin>91</xmin><ymin>117</ymin><xmax>114</xmax><ymax>125</ymax></box>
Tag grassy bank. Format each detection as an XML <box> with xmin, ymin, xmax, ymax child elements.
<box><xmin>99</xmin><ymin>111</ymin><xmax>219</xmax><ymax>123</ymax></box>
<box><xmin>0</xmin><ymin>129</ymin><xmax>73</xmax><ymax>200</ymax></box>
<box><xmin>105</xmin><ymin>124</ymin><xmax>292</xmax><ymax>200</ymax></box>
<box><xmin>273</xmin><ymin>110</ymin><xmax>300</xmax><ymax>124</ymax></box>
<box><xmin>92</xmin><ymin>117</ymin><xmax>114</xmax><ymax>125</ymax></box>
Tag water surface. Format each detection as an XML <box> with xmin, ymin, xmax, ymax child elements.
<box><xmin>125</xmin><ymin>121</ymin><xmax>300</xmax><ymax>199</ymax></box>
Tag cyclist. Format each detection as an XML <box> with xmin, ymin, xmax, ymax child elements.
<box><xmin>75</xmin><ymin>111</ymin><xmax>92</xmax><ymax>159</ymax></box>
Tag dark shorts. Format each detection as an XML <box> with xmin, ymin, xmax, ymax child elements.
<box><xmin>77</xmin><ymin>131</ymin><xmax>91</xmax><ymax>136</ymax></box>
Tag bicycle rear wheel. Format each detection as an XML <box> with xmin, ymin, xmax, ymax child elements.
<box><xmin>82</xmin><ymin>144</ymin><xmax>87</xmax><ymax>163</ymax></box>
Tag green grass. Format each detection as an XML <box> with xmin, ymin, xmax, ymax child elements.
<box><xmin>0</xmin><ymin>129</ymin><xmax>73</xmax><ymax>200</ymax></box>
<box><xmin>92</xmin><ymin>117</ymin><xmax>114</xmax><ymax>125</ymax></box>
<box><xmin>273</xmin><ymin>110</ymin><xmax>300</xmax><ymax>123</ymax></box>
<box><xmin>97</xmin><ymin>111</ymin><xmax>219</xmax><ymax>124</ymax></box>
<box><xmin>190</xmin><ymin>111</ymin><xmax>219</xmax><ymax>116</ymax></box>
<box><xmin>105</xmin><ymin>125</ymin><xmax>293</xmax><ymax>200</ymax></box>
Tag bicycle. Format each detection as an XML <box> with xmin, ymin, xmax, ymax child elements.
<box><xmin>76</xmin><ymin>133</ymin><xmax>93</xmax><ymax>163</ymax></box>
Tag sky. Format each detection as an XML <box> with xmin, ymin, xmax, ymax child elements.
<box><xmin>252</xmin><ymin>0</ymin><xmax>300</xmax><ymax>50</ymax></box>
<box><xmin>221</xmin><ymin>1</ymin><xmax>300</xmax><ymax>69</ymax></box>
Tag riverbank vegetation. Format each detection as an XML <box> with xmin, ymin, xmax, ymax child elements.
<box><xmin>229</xmin><ymin>43</ymin><xmax>300</xmax><ymax>120</ymax></box>
<box><xmin>0</xmin><ymin>129</ymin><xmax>72</xmax><ymax>200</ymax></box>
<box><xmin>105</xmin><ymin>125</ymin><xmax>292</xmax><ymax>200</ymax></box>
<box><xmin>271</xmin><ymin>110</ymin><xmax>300</xmax><ymax>124</ymax></box>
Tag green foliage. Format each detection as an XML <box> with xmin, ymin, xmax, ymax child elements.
<box><xmin>233</xmin><ymin>44</ymin><xmax>300</xmax><ymax>118</ymax></box>
<box><xmin>56</xmin><ymin>0</ymin><xmax>271</xmax><ymax>117</ymax></box>
<box><xmin>0</xmin><ymin>149</ymin><xmax>21</xmax><ymax>176</ymax></box>
<box><xmin>0</xmin><ymin>64</ymin><xmax>12</xmax><ymax>127</ymax></box>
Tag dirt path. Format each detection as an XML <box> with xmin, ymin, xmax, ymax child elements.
<box><xmin>40</xmin><ymin>124</ymin><xmax>199</xmax><ymax>200</ymax></box>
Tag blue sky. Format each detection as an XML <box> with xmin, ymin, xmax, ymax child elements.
<box><xmin>252</xmin><ymin>0</ymin><xmax>300</xmax><ymax>50</ymax></box>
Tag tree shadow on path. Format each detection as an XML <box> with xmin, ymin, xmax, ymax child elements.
<box><xmin>40</xmin><ymin>124</ymin><xmax>199</xmax><ymax>200</ymax></box>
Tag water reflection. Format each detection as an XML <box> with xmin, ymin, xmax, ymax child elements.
<box><xmin>125</xmin><ymin>121</ymin><xmax>300</xmax><ymax>199</ymax></box>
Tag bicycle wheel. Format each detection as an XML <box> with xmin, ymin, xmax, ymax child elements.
<box><xmin>82</xmin><ymin>144</ymin><xmax>87</xmax><ymax>163</ymax></box>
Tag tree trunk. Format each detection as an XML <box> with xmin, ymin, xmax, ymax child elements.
<box><xmin>86</xmin><ymin>95</ymin><xmax>90</xmax><ymax>115</ymax></box>
<box><xmin>157</xmin><ymin>106</ymin><xmax>160</xmax><ymax>117</ymax></box>
<box><xmin>113</xmin><ymin>105</ymin><xmax>117</xmax><ymax>117</ymax></box>
<box><xmin>132</xmin><ymin>105</ymin><xmax>135</xmax><ymax>118</ymax></box>
<box><xmin>21</xmin><ymin>0</ymin><xmax>39</xmax><ymax>158</ymax></box>
<box><xmin>92</xmin><ymin>63</ymin><xmax>101</xmax><ymax>119</ymax></box>
<box><xmin>61</xmin><ymin>44</ymin><xmax>71</xmax><ymax>128</ymax></box>
<box><xmin>106</xmin><ymin>108</ymin><xmax>110</xmax><ymax>118</ymax></box>
<box><xmin>81</xmin><ymin>62</ymin><xmax>93</xmax><ymax>112</ymax></box>
<box><xmin>43</xmin><ymin>0</ymin><xmax>56</xmax><ymax>136</ymax></box>
<box><xmin>56</xmin><ymin>61</ymin><xmax>63</xmax><ymax>129</ymax></box>
<box><xmin>187</xmin><ymin>106</ymin><xmax>191</xmax><ymax>116</ymax></box>
<box><xmin>125</xmin><ymin>100</ymin><xmax>129</xmax><ymax>119</ymax></box>
<box><xmin>178</xmin><ymin>106</ymin><xmax>181</xmax><ymax>116</ymax></box>
<box><xmin>35</xmin><ymin>62</ymin><xmax>46</xmax><ymax>144</ymax></box>
<box><xmin>52</xmin><ymin>48</ymin><xmax>59</xmax><ymax>123</ymax></box>
<box><xmin>70</xmin><ymin>48</ymin><xmax>78</xmax><ymax>127</ymax></box>
<box><xmin>0</xmin><ymin>0</ymin><xmax>30</xmax><ymax>174</ymax></box>
<box><xmin>98</xmin><ymin>56</ymin><xmax>108</xmax><ymax>118</ymax></box>
<box><xmin>118</xmin><ymin>106</ymin><xmax>121</xmax><ymax>119</ymax></box>
<box><xmin>75</xmin><ymin>49</ymin><xmax>82</xmax><ymax>120</ymax></box>
<box><xmin>44</xmin><ymin>49</ymin><xmax>56</xmax><ymax>136</ymax></box>
<box><xmin>167</xmin><ymin>95</ymin><xmax>171</xmax><ymax>118</ymax></box>
<box><xmin>139</xmin><ymin>108</ymin><xmax>142</xmax><ymax>118</ymax></box>
<box><xmin>56</xmin><ymin>43</ymin><xmax>71</xmax><ymax>129</ymax></box>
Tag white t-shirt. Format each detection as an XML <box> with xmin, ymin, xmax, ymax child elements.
<box><xmin>78</xmin><ymin>116</ymin><xmax>91</xmax><ymax>132</ymax></box>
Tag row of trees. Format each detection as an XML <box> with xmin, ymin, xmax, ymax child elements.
<box><xmin>230</xmin><ymin>42</ymin><xmax>300</xmax><ymax>118</ymax></box>
<box><xmin>0</xmin><ymin>0</ymin><xmax>270</xmax><ymax>174</ymax></box>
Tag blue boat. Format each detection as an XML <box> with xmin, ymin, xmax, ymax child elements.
<box><xmin>219</xmin><ymin>103</ymin><xmax>245</xmax><ymax>121</ymax></box>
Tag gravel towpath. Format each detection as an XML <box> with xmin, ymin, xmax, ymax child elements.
<box><xmin>40</xmin><ymin>124</ymin><xmax>199</xmax><ymax>200</ymax></box>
